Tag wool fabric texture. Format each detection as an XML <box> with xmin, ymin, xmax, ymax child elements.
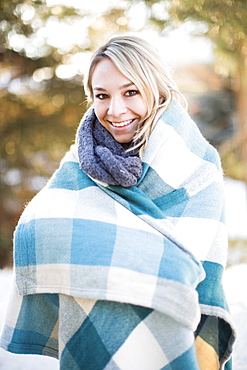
<box><xmin>77</xmin><ymin>109</ymin><xmax>142</xmax><ymax>187</ymax></box>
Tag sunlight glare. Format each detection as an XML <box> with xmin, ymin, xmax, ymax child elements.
<box><xmin>40</xmin><ymin>0</ymin><xmax>214</xmax><ymax>79</ymax></box>
<box><xmin>71</xmin><ymin>52</ymin><xmax>93</xmax><ymax>75</ymax></box>
<box><xmin>55</xmin><ymin>64</ymin><xmax>77</xmax><ymax>80</ymax></box>
<box><xmin>45</xmin><ymin>0</ymin><xmax>123</xmax><ymax>13</ymax></box>
<box><xmin>45</xmin><ymin>18</ymin><xmax>88</xmax><ymax>49</ymax></box>
<box><xmin>33</xmin><ymin>67</ymin><xmax>54</xmax><ymax>82</ymax></box>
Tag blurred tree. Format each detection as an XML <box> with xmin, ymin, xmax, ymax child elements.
<box><xmin>0</xmin><ymin>0</ymin><xmax>128</xmax><ymax>266</ymax></box>
<box><xmin>1</xmin><ymin>0</ymin><xmax>246</xmax><ymax>266</ymax></box>
<box><xmin>134</xmin><ymin>0</ymin><xmax>247</xmax><ymax>181</ymax></box>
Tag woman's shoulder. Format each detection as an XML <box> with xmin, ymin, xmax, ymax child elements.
<box><xmin>159</xmin><ymin>100</ymin><xmax>221</xmax><ymax>165</ymax></box>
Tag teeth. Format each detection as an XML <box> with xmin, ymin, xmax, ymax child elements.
<box><xmin>111</xmin><ymin>119</ymin><xmax>133</xmax><ymax>127</ymax></box>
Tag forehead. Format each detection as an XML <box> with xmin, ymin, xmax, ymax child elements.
<box><xmin>91</xmin><ymin>58</ymin><xmax>132</xmax><ymax>88</ymax></box>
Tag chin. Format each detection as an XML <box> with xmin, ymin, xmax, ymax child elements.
<box><xmin>113</xmin><ymin>135</ymin><xmax>135</xmax><ymax>144</ymax></box>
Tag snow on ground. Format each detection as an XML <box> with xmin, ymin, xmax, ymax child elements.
<box><xmin>0</xmin><ymin>266</ymin><xmax>247</xmax><ymax>369</ymax></box>
<box><xmin>223</xmin><ymin>264</ymin><xmax>247</xmax><ymax>370</ymax></box>
<box><xmin>224</xmin><ymin>178</ymin><xmax>247</xmax><ymax>241</ymax></box>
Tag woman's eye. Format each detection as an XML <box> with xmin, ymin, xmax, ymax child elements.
<box><xmin>125</xmin><ymin>90</ymin><xmax>139</xmax><ymax>97</ymax></box>
<box><xmin>95</xmin><ymin>93</ymin><xmax>108</xmax><ymax>100</ymax></box>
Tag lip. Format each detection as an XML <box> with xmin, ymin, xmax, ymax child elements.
<box><xmin>107</xmin><ymin>118</ymin><xmax>137</xmax><ymax>129</ymax></box>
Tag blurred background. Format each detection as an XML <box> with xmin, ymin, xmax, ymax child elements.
<box><xmin>0</xmin><ymin>1</ymin><xmax>247</xmax><ymax>368</ymax></box>
<box><xmin>0</xmin><ymin>0</ymin><xmax>247</xmax><ymax>267</ymax></box>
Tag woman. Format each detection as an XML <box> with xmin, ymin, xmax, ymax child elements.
<box><xmin>1</xmin><ymin>35</ymin><xmax>235</xmax><ymax>369</ymax></box>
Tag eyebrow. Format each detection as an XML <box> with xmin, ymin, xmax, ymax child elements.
<box><xmin>93</xmin><ymin>82</ymin><xmax>135</xmax><ymax>91</ymax></box>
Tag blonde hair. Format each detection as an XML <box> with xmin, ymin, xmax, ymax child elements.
<box><xmin>84</xmin><ymin>35</ymin><xmax>186</xmax><ymax>156</ymax></box>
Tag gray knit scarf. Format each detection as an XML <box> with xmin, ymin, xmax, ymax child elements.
<box><xmin>77</xmin><ymin>109</ymin><xmax>143</xmax><ymax>187</ymax></box>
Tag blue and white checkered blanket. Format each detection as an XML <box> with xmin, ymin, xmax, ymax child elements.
<box><xmin>1</xmin><ymin>101</ymin><xmax>236</xmax><ymax>368</ymax></box>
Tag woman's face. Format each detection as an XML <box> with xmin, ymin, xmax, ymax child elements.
<box><xmin>91</xmin><ymin>58</ymin><xmax>148</xmax><ymax>143</ymax></box>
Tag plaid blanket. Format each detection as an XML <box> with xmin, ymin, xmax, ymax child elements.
<box><xmin>1</xmin><ymin>101</ymin><xmax>236</xmax><ymax>368</ymax></box>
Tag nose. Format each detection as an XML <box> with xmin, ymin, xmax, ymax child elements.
<box><xmin>107</xmin><ymin>95</ymin><xmax>127</xmax><ymax>117</ymax></box>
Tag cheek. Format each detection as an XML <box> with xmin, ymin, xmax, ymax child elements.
<box><xmin>137</xmin><ymin>100</ymin><xmax>148</xmax><ymax>118</ymax></box>
<box><xmin>93</xmin><ymin>103</ymin><xmax>105</xmax><ymax>121</ymax></box>
<box><xmin>133</xmin><ymin>95</ymin><xmax>148</xmax><ymax>115</ymax></box>
<box><xmin>93</xmin><ymin>105</ymin><xmax>110</xmax><ymax>131</ymax></box>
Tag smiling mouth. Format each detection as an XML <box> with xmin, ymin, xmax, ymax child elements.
<box><xmin>109</xmin><ymin>119</ymin><xmax>135</xmax><ymax>128</ymax></box>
